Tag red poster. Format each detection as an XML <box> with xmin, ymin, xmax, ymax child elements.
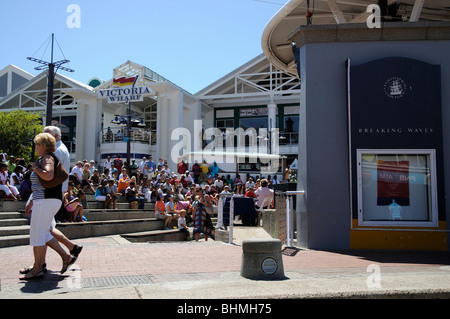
<box><xmin>377</xmin><ymin>160</ymin><xmax>410</xmax><ymax>206</ymax></box>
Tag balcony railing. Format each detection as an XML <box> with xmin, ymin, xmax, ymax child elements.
<box><xmin>279</xmin><ymin>132</ymin><xmax>298</xmax><ymax>146</ymax></box>
<box><xmin>100</xmin><ymin>127</ymin><xmax>157</xmax><ymax>146</ymax></box>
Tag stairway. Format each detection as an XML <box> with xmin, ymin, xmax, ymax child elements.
<box><xmin>0</xmin><ymin>209</ymin><xmax>30</xmax><ymax>248</ymax></box>
<box><xmin>0</xmin><ymin>194</ymin><xmax>166</xmax><ymax>248</ymax></box>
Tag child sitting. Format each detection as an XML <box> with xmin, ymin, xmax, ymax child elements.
<box><xmin>178</xmin><ymin>210</ymin><xmax>190</xmax><ymax>240</ymax></box>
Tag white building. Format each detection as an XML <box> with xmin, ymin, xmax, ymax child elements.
<box><xmin>0</xmin><ymin>61</ymin><xmax>208</xmax><ymax>170</ymax></box>
<box><xmin>0</xmin><ymin>55</ymin><xmax>299</xmax><ymax>178</ymax></box>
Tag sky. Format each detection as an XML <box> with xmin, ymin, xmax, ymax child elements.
<box><xmin>0</xmin><ymin>0</ymin><xmax>285</xmax><ymax>94</ymax></box>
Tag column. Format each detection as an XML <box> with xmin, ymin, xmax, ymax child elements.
<box><xmin>267</xmin><ymin>100</ymin><xmax>277</xmax><ymax>132</ymax></box>
<box><xmin>75</xmin><ymin>103</ymin><xmax>85</xmax><ymax>162</ymax></box>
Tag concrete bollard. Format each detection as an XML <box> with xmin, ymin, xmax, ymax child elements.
<box><xmin>240</xmin><ymin>238</ymin><xmax>285</xmax><ymax>280</ymax></box>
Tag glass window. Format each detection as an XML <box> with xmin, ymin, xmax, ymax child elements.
<box><xmin>281</xmin><ymin>116</ymin><xmax>299</xmax><ymax>145</ymax></box>
<box><xmin>216</xmin><ymin>119</ymin><xmax>234</xmax><ymax>130</ymax></box>
<box><xmin>239</xmin><ymin>117</ymin><xmax>268</xmax><ymax>130</ymax></box>
<box><xmin>357</xmin><ymin>150</ymin><xmax>438</xmax><ymax>227</ymax></box>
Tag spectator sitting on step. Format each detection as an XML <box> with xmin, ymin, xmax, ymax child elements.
<box><xmin>9</xmin><ymin>165</ymin><xmax>24</xmax><ymax>188</ymax></box>
<box><xmin>90</xmin><ymin>169</ymin><xmax>101</xmax><ymax>188</ymax></box>
<box><xmin>81</xmin><ymin>163</ymin><xmax>96</xmax><ymax>193</ymax></box>
<box><xmin>102</xmin><ymin>168</ymin><xmax>112</xmax><ymax>181</ymax></box>
<box><xmin>255</xmin><ymin>178</ymin><xmax>274</xmax><ymax>209</ymax></box>
<box><xmin>139</xmin><ymin>178</ymin><xmax>151</xmax><ymax>202</ymax></box>
<box><xmin>76</xmin><ymin>189</ymin><xmax>87</xmax><ymax>213</ymax></box>
<box><xmin>106</xmin><ymin>179</ymin><xmax>121</xmax><ymax>209</ymax></box>
<box><xmin>178</xmin><ymin>210</ymin><xmax>190</xmax><ymax>240</ymax></box>
<box><xmin>245</xmin><ymin>186</ymin><xmax>257</xmax><ymax>199</ymax></box>
<box><xmin>19</xmin><ymin>170</ymin><xmax>32</xmax><ymax>201</ymax></box>
<box><xmin>155</xmin><ymin>194</ymin><xmax>173</xmax><ymax>230</ymax></box>
<box><xmin>117</xmin><ymin>170</ymin><xmax>130</xmax><ymax>195</ymax></box>
<box><xmin>165</xmin><ymin>194</ymin><xmax>180</xmax><ymax>221</ymax></box>
<box><xmin>70</xmin><ymin>161</ymin><xmax>83</xmax><ymax>188</ymax></box>
<box><xmin>149</xmin><ymin>184</ymin><xmax>161</xmax><ymax>203</ymax></box>
<box><xmin>64</xmin><ymin>182</ymin><xmax>84</xmax><ymax>222</ymax></box>
<box><xmin>95</xmin><ymin>179</ymin><xmax>112</xmax><ymax>209</ymax></box>
<box><xmin>0</xmin><ymin>162</ymin><xmax>20</xmax><ymax>200</ymax></box>
<box><xmin>125</xmin><ymin>181</ymin><xmax>145</xmax><ymax>209</ymax></box>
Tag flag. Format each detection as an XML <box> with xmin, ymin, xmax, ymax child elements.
<box><xmin>112</xmin><ymin>76</ymin><xmax>136</xmax><ymax>87</ymax></box>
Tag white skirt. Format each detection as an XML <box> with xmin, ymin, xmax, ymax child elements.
<box><xmin>29</xmin><ymin>198</ymin><xmax>62</xmax><ymax>246</ymax></box>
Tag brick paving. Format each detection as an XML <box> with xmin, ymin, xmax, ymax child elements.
<box><xmin>1</xmin><ymin>234</ymin><xmax>449</xmax><ymax>299</ymax></box>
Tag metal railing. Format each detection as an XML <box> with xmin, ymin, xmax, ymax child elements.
<box><xmin>217</xmin><ymin>190</ymin><xmax>304</xmax><ymax>246</ymax></box>
<box><xmin>275</xmin><ymin>190</ymin><xmax>304</xmax><ymax>247</ymax></box>
<box><xmin>100</xmin><ymin>128</ymin><xmax>157</xmax><ymax>145</ymax></box>
<box><xmin>279</xmin><ymin>131</ymin><xmax>299</xmax><ymax>146</ymax></box>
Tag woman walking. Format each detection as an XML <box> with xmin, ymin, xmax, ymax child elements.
<box><xmin>20</xmin><ymin>133</ymin><xmax>76</xmax><ymax>280</ymax></box>
<box><xmin>192</xmin><ymin>186</ymin><xmax>215</xmax><ymax>241</ymax></box>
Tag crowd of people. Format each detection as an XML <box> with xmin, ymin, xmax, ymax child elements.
<box><xmin>67</xmin><ymin>156</ymin><xmax>278</xmax><ymax>241</ymax></box>
<box><xmin>1</xmin><ymin>150</ymin><xmax>280</xmax><ymax>238</ymax></box>
<box><xmin>8</xmin><ymin>126</ymin><xmax>283</xmax><ymax>279</ymax></box>
<box><xmin>2</xmin><ymin>148</ymin><xmax>282</xmax><ymax>237</ymax></box>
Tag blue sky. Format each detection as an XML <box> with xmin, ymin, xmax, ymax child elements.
<box><xmin>0</xmin><ymin>0</ymin><xmax>284</xmax><ymax>94</ymax></box>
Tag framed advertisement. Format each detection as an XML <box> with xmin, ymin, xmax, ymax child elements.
<box><xmin>357</xmin><ymin>149</ymin><xmax>438</xmax><ymax>227</ymax></box>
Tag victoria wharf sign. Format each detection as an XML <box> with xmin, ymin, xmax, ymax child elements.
<box><xmin>97</xmin><ymin>76</ymin><xmax>152</xmax><ymax>103</ymax></box>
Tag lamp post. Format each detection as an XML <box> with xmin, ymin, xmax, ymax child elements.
<box><xmin>27</xmin><ymin>33</ymin><xmax>74</xmax><ymax>125</ymax></box>
<box><xmin>111</xmin><ymin>102</ymin><xmax>145</xmax><ymax>167</ymax></box>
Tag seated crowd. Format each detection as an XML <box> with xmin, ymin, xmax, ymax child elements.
<box><xmin>1</xmin><ymin>154</ymin><xmax>276</xmax><ymax>238</ymax></box>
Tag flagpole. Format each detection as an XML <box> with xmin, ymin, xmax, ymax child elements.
<box><xmin>132</xmin><ymin>75</ymin><xmax>139</xmax><ymax>88</ymax></box>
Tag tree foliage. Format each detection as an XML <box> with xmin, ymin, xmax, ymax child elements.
<box><xmin>0</xmin><ymin>110</ymin><xmax>43</xmax><ymax>161</ymax></box>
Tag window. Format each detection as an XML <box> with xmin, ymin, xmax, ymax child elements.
<box><xmin>216</xmin><ymin>119</ymin><xmax>234</xmax><ymax>130</ymax></box>
<box><xmin>357</xmin><ymin>149</ymin><xmax>438</xmax><ymax>227</ymax></box>
<box><xmin>239</xmin><ymin>117</ymin><xmax>268</xmax><ymax>130</ymax></box>
<box><xmin>280</xmin><ymin>115</ymin><xmax>299</xmax><ymax>145</ymax></box>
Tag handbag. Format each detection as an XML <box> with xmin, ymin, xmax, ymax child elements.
<box><xmin>38</xmin><ymin>153</ymin><xmax>68</xmax><ymax>189</ymax></box>
<box><xmin>130</xmin><ymin>201</ymin><xmax>139</xmax><ymax>209</ymax></box>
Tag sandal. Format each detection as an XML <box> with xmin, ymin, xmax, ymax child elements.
<box><xmin>70</xmin><ymin>245</ymin><xmax>83</xmax><ymax>258</ymax></box>
<box><xmin>19</xmin><ymin>263</ymin><xmax>47</xmax><ymax>274</ymax></box>
<box><xmin>19</xmin><ymin>269</ymin><xmax>44</xmax><ymax>280</ymax></box>
<box><xmin>61</xmin><ymin>255</ymin><xmax>77</xmax><ymax>274</ymax></box>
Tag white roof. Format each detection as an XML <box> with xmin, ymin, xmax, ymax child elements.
<box><xmin>262</xmin><ymin>0</ymin><xmax>450</xmax><ymax>74</ymax></box>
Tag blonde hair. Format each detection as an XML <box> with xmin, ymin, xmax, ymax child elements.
<box><xmin>34</xmin><ymin>133</ymin><xmax>56</xmax><ymax>153</ymax></box>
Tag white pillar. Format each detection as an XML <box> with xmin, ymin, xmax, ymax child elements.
<box><xmin>75</xmin><ymin>103</ymin><xmax>85</xmax><ymax>162</ymax></box>
<box><xmin>268</xmin><ymin>100</ymin><xmax>277</xmax><ymax>132</ymax></box>
<box><xmin>157</xmin><ymin>94</ymin><xmax>168</xmax><ymax>162</ymax></box>
<box><xmin>83</xmin><ymin>98</ymin><xmax>102</xmax><ymax>162</ymax></box>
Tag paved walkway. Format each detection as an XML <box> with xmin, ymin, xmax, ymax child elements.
<box><xmin>1</xmin><ymin>227</ymin><xmax>449</xmax><ymax>302</ymax></box>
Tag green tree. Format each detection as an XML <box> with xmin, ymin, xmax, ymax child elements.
<box><xmin>0</xmin><ymin>110</ymin><xmax>43</xmax><ymax>161</ymax></box>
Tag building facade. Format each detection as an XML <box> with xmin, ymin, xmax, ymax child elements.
<box><xmin>0</xmin><ymin>56</ymin><xmax>298</xmax><ymax>181</ymax></box>
<box><xmin>262</xmin><ymin>0</ymin><xmax>450</xmax><ymax>251</ymax></box>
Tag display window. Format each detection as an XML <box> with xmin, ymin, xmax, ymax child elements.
<box><xmin>357</xmin><ymin>149</ymin><xmax>438</xmax><ymax>227</ymax></box>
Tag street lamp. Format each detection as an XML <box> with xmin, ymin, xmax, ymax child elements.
<box><xmin>111</xmin><ymin>105</ymin><xmax>146</xmax><ymax>167</ymax></box>
<box><xmin>27</xmin><ymin>33</ymin><xmax>74</xmax><ymax>126</ymax></box>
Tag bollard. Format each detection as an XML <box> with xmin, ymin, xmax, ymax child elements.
<box><xmin>240</xmin><ymin>238</ymin><xmax>285</xmax><ymax>280</ymax></box>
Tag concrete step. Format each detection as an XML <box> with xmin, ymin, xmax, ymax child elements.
<box><xmin>0</xmin><ymin>225</ymin><xmax>30</xmax><ymax>236</ymax></box>
<box><xmin>0</xmin><ymin>212</ymin><xmax>22</xmax><ymax>219</ymax></box>
<box><xmin>85</xmin><ymin>201</ymin><xmax>155</xmax><ymax>210</ymax></box>
<box><xmin>121</xmin><ymin>229</ymin><xmax>186</xmax><ymax>243</ymax></box>
<box><xmin>83</xmin><ymin>210</ymin><xmax>155</xmax><ymax>221</ymax></box>
<box><xmin>0</xmin><ymin>197</ymin><xmax>155</xmax><ymax>212</ymax></box>
<box><xmin>55</xmin><ymin>218</ymin><xmax>164</xmax><ymax>240</ymax></box>
<box><xmin>0</xmin><ymin>234</ymin><xmax>29</xmax><ymax>248</ymax></box>
<box><xmin>0</xmin><ymin>201</ymin><xmax>26</xmax><ymax>212</ymax></box>
<box><xmin>0</xmin><ymin>216</ymin><xmax>165</xmax><ymax>248</ymax></box>
<box><xmin>0</xmin><ymin>198</ymin><xmax>191</xmax><ymax>248</ymax></box>
<box><xmin>0</xmin><ymin>218</ymin><xmax>29</xmax><ymax>227</ymax></box>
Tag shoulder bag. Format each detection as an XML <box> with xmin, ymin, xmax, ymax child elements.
<box><xmin>38</xmin><ymin>153</ymin><xmax>68</xmax><ymax>189</ymax></box>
